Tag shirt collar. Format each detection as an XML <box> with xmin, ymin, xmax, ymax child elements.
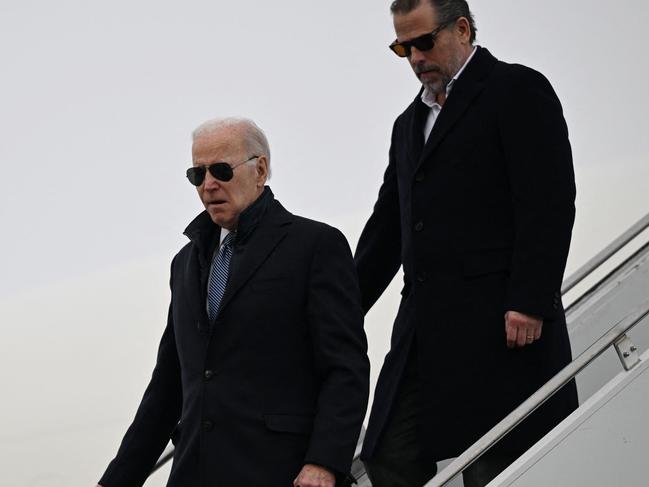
<box><xmin>421</xmin><ymin>46</ymin><xmax>477</xmax><ymax>108</ymax></box>
<box><xmin>218</xmin><ymin>227</ymin><xmax>231</xmax><ymax>247</ymax></box>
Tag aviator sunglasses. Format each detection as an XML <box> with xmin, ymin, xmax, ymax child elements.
<box><xmin>186</xmin><ymin>156</ymin><xmax>259</xmax><ymax>186</ymax></box>
<box><xmin>389</xmin><ymin>19</ymin><xmax>456</xmax><ymax>58</ymax></box>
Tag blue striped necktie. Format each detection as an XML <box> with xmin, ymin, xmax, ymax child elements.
<box><xmin>207</xmin><ymin>232</ymin><xmax>235</xmax><ymax>321</ymax></box>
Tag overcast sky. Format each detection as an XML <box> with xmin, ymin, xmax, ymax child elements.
<box><xmin>1</xmin><ymin>1</ymin><xmax>648</xmax><ymax>485</ymax></box>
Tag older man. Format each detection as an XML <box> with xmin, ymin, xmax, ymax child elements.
<box><xmin>97</xmin><ymin>118</ymin><xmax>369</xmax><ymax>487</ymax></box>
<box><xmin>356</xmin><ymin>1</ymin><xmax>578</xmax><ymax>486</ymax></box>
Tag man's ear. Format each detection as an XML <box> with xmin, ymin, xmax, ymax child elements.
<box><xmin>456</xmin><ymin>17</ymin><xmax>472</xmax><ymax>44</ymax></box>
<box><xmin>256</xmin><ymin>156</ymin><xmax>269</xmax><ymax>187</ymax></box>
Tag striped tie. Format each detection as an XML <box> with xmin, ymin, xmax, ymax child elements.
<box><xmin>207</xmin><ymin>232</ymin><xmax>235</xmax><ymax>321</ymax></box>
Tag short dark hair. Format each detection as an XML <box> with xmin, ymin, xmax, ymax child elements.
<box><xmin>390</xmin><ymin>0</ymin><xmax>477</xmax><ymax>44</ymax></box>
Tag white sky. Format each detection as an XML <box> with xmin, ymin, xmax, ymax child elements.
<box><xmin>1</xmin><ymin>1</ymin><xmax>648</xmax><ymax>485</ymax></box>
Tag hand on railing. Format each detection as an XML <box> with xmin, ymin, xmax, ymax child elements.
<box><xmin>505</xmin><ymin>310</ymin><xmax>543</xmax><ymax>348</ymax></box>
<box><xmin>431</xmin><ymin>301</ymin><xmax>649</xmax><ymax>487</ymax></box>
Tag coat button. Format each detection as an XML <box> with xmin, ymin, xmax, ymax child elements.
<box><xmin>204</xmin><ymin>370</ymin><xmax>214</xmax><ymax>381</ymax></box>
<box><xmin>202</xmin><ymin>420</ymin><xmax>214</xmax><ymax>432</ymax></box>
<box><xmin>415</xmin><ymin>221</ymin><xmax>424</xmax><ymax>232</ymax></box>
<box><xmin>415</xmin><ymin>171</ymin><xmax>425</xmax><ymax>182</ymax></box>
<box><xmin>417</xmin><ymin>272</ymin><xmax>427</xmax><ymax>283</ymax></box>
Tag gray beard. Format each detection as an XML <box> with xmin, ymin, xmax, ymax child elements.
<box><xmin>421</xmin><ymin>50</ymin><xmax>468</xmax><ymax>96</ymax></box>
<box><xmin>423</xmin><ymin>76</ymin><xmax>452</xmax><ymax>96</ymax></box>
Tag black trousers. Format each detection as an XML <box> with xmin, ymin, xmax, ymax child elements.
<box><xmin>364</xmin><ymin>350</ymin><xmax>524</xmax><ymax>487</ymax></box>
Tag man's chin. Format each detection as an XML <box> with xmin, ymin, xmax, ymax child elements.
<box><xmin>207</xmin><ymin>209</ymin><xmax>228</xmax><ymax>226</ymax></box>
<box><xmin>421</xmin><ymin>80</ymin><xmax>445</xmax><ymax>94</ymax></box>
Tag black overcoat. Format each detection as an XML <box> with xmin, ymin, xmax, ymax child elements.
<box><xmin>100</xmin><ymin>189</ymin><xmax>370</xmax><ymax>486</ymax></box>
<box><xmin>356</xmin><ymin>47</ymin><xmax>578</xmax><ymax>461</ymax></box>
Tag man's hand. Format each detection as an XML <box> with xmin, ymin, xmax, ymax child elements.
<box><xmin>505</xmin><ymin>310</ymin><xmax>543</xmax><ymax>348</ymax></box>
<box><xmin>293</xmin><ymin>463</ymin><xmax>336</xmax><ymax>487</ymax></box>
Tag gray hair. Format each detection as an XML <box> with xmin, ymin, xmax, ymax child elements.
<box><xmin>192</xmin><ymin>117</ymin><xmax>272</xmax><ymax>178</ymax></box>
<box><xmin>390</xmin><ymin>0</ymin><xmax>477</xmax><ymax>44</ymax></box>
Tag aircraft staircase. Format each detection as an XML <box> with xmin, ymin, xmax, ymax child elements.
<box><xmin>148</xmin><ymin>212</ymin><xmax>649</xmax><ymax>487</ymax></box>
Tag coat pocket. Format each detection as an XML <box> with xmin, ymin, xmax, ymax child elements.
<box><xmin>463</xmin><ymin>248</ymin><xmax>512</xmax><ymax>278</ymax></box>
<box><xmin>263</xmin><ymin>413</ymin><xmax>314</xmax><ymax>435</ymax></box>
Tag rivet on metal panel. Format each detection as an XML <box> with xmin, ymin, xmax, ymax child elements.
<box><xmin>614</xmin><ymin>334</ymin><xmax>641</xmax><ymax>371</ymax></box>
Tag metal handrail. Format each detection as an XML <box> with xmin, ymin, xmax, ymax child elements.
<box><xmin>426</xmin><ymin>301</ymin><xmax>649</xmax><ymax>487</ymax></box>
<box><xmin>562</xmin><ymin>212</ymin><xmax>649</xmax><ymax>295</ymax></box>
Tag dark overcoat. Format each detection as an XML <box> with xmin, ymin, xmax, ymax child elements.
<box><xmin>100</xmin><ymin>189</ymin><xmax>370</xmax><ymax>486</ymax></box>
<box><xmin>356</xmin><ymin>47</ymin><xmax>578</xmax><ymax>461</ymax></box>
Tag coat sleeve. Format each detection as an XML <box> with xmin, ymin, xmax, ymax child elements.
<box><xmin>99</xmin><ymin>258</ymin><xmax>182</xmax><ymax>487</ymax></box>
<box><xmin>499</xmin><ymin>67</ymin><xmax>576</xmax><ymax>320</ymax></box>
<box><xmin>354</xmin><ymin>121</ymin><xmax>403</xmax><ymax>313</ymax></box>
<box><xmin>303</xmin><ymin>226</ymin><xmax>370</xmax><ymax>476</ymax></box>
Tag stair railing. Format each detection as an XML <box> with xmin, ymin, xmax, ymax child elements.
<box><xmin>426</xmin><ymin>300</ymin><xmax>649</xmax><ymax>487</ymax></box>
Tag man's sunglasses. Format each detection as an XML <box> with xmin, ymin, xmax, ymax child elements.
<box><xmin>186</xmin><ymin>156</ymin><xmax>259</xmax><ymax>186</ymax></box>
<box><xmin>389</xmin><ymin>19</ymin><xmax>456</xmax><ymax>58</ymax></box>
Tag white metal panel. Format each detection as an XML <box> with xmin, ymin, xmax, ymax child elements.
<box><xmin>489</xmin><ymin>350</ymin><xmax>649</xmax><ymax>487</ymax></box>
<box><xmin>566</xmin><ymin>246</ymin><xmax>649</xmax><ymax>400</ymax></box>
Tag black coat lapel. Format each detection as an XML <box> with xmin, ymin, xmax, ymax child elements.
<box><xmin>183</xmin><ymin>249</ymin><xmax>209</xmax><ymax>329</ymax></box>
<box><xmin>416</xmin><ymin>47</ymin><xmax>498</xmax><ymax>171</ymax></box>
<box><xmin>217</xmin><ymin>201</ymin><xmax>292</xmax><ymax>314</ymax></box>
<box><xmin>181</xmin><ymin>211</ymin><xmax>220</xmax><ymax>330</ymax></box>
<box><xmin>407</xmin><ymin>90</ymin><xmax>429</xmax><ymax>166</ymax></box>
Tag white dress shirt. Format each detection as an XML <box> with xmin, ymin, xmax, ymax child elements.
<box><xmin>421</xmin><ymin>46</ymin><xmax>477</xmax><ymax>142</ymax></box>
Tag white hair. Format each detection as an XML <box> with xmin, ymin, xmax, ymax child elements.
<box><xmin>192</xmin><ymin>117</ymin><xmax>272</xmax><ymax>178</ymax></box>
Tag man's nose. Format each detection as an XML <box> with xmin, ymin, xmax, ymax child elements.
<box><xmin>409</xmin><ymin>46</ymin><xmax>426</xmax><ymax>64</ymax></box>
<box><xmin>204</xmin><ymin>169</ymin><xmax>221</xmax><ymax>189</ymax></box>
